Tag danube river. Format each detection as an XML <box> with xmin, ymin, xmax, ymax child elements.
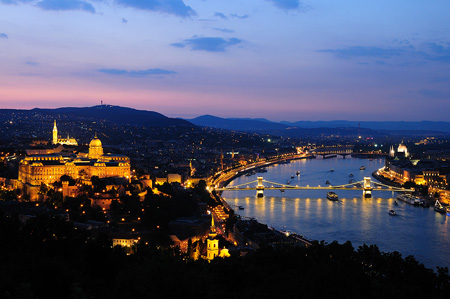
<box><xmin>222</xmin><ymin>157</ymin><xmax>450</xmax><ymax>270</ymax></box>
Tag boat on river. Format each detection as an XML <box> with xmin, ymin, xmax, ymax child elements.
<box><xmin>389</xmin><ymin>210</ymin><xmax>396</xmax><ymax>216</ymax></box>
<box><xmin>327</xmin><ymin>192</ymin><xmax>338</xmax><ymax>201</ymax></box>
<box><xmin>360</xmin><ymin>166</ymin><xmax>366</xmax><ymax>170</ymax></box>
<box><xmin>434</xmin><ymin>200</ymin><xmax>446</xmax><ymax>214</ymax></box>
<box><xmin>397</xmin><ymin>194</ymin><xmax>420</xmax><ymax>206</ymax></box>
<box><xmin>296</xmin><ymin>171</ymin><xmax>300</xmax><ymax>176</ymax></box>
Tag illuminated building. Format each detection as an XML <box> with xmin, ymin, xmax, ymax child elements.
<box><xmin>112</xmin><ymin>238</ymin><xmax>138</xmax><ymax>248</ymax></box>
<box><xmin>18</xmin><ymin>123</ymin><xmax>131</xmax><ymax>200</ymax></box>
<box><xmin>390</xmin><ymin>142</ymin><xmax>409</xmax><ymax>158</ymax></box>
<box><xmin>52</xmin><ymin>120</ymin><xmax>78</xmax><ymax>146</ymax></box>
<box><xmin>206</xmin><ymin>216</ymin><xmax>219</xmax><ymax>260</ymax></box>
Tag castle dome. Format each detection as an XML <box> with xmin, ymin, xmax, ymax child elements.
<box><xmin>89</xmin><ymin>136</ymin><xmax>103</xmax><ymax>160</ymax></box>
<box><xmin>90</xmin><ymin>137</ymin><xmax>102</xmax><ymax>148</ymax></box>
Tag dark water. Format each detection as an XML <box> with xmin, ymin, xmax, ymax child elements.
<box><xmin>222</xmin><ymin>157</ymin><xmax>450</xmax><ymax>270</ymax></box>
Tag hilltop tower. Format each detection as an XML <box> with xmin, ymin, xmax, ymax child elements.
<box><xmin>206</xmin><ymin>216</ymin><xmax>219</xmax><ymax>260</ymax></box>
<box><xmin>52</xmin><ymin>120</ymin><xmax>58</xmax><ymax>145</ymax></box>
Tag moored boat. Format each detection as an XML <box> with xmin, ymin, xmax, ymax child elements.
<box><xmin>434</xmin><ymin>200</ymin><xmax>446</xmax><ymax>214</ymax></box>
<box><xmin>397</xmin><ymin>194</ymin><xmax>420</xmax><ymax>206</ymax></box>
<box><xmin>327</xmin><ymin>191</ymin><xmax>338</xmax><ymax>201</ymax></box>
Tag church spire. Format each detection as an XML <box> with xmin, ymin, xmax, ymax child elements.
<box><xmin>52</xmin><ymin>120</ymin><xmax>58</xmax><ymax>145</ymax></box>
<box><xmin>209</xmin><ymin>215</ymin><xmax>217</xmax><ymax>238</ymax></box>
<box><xmin>206</xmin><ymin>214</ymin><xmax>219</xmax><ymax>260</ymax></box>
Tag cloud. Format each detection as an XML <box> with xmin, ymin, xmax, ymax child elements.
<box><xmin>36</xmin><ymin>0</ymin><xmax>96</xmax><ymax>13</ymax></box>
<box><xmin>122</xmin><ymin>17</ymin><xmax>128</xmax><ymax>23</ymax></box>
<box><xmin>0</xmin><ymin>33</ymin><xmax>8</xmax><ymax>39</ymax></box>
<box><xmin>25</xmin><ymin>61</ymin><xmax>39</xmax><ymax>66</ymax></box>
<box><xmin>0</xmin><ymin>0</ymin><xmax>34</xmax><ymax>4</ymax></box>
<box><xmin>212</xmin><ymin>28</ymin><xmax>234</xmax><ymax>33</ymax></box>
<box><xmin>97</xmin><ymin>68</ymin><xmax>176</xmax><ymax>77</ymax></box>
<box><xmin>230</xmin><ymin>13</ymin><xmax>248</xmax><ymax>19</ymax></box>
<box><xmin>171</xmin><ymin>36</ymin><xmax>241</xmax><ymax>52</ymax></box>
<box><xmin>267</xmin><ymin>0</ymin><xmax>300</xmax><ymax>10</ymax></box>
<box><xmin>320</xmin><ymin>43</ymin><xmax>450</xmax><ymax>65</ymax></box>
<box><xmin>114</xmin><ymin>0</ymin><xmax>196</xmax><ymax>17</ymax></box>
<box><xmin>319</xmin><ymin>46</ymin><xmax>405</xmax><ymax>59</ymax></box>
<box><xmin>214</xmin><ymin>12</ymin><xmax>227</xmax><ymax>20</ymax></box>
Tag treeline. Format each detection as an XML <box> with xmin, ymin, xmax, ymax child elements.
<box><xmin>0</xmin><ymin>212</ymin><xmax>449</xmax><ymax>299</ymax></box>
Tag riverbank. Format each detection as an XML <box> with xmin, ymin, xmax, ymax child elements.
<box><xmin>212</xmin><ymin>154</ymin><xmax>314</xmax><ymax>190</ymax></box>
<box><xmin>372</xmin><ymin>170</ymin><xmax>436</xmax><ymax>204</ymax></box>
<box><xmin>371</xmin><ymin>170</ymin><xmax>402</xmax><ymax>188</ymax></box>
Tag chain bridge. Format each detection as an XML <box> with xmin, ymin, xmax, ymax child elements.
<box><xmin>214</xmin><ymin>176</ymin><xmax>414</xmax><ymax>198</ymax></box>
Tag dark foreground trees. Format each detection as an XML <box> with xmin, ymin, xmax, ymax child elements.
<box><xmin>0</xmin><ymin>212</ymin><xmax>449</xmax><ymax>299</ymax></box>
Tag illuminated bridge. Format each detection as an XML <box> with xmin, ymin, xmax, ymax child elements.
<box><xmin>214</xmin><ymin>176</ymin><xmax>413</xmax><ymax>198</ymax></box>
<box><xmin>311</xmin><ymin>145</ymin><xmax>354</xmax><ymax>157</ymax></box>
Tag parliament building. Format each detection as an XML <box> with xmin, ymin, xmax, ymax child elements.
<box><xmin>18</xmin><ymin>121</ymin><xmax>131</xmax><ymax>200</ymax></box>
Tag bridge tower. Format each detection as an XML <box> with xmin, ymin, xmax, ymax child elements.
<box><xmin>363</xmin><ymin>177</ymin><xmax>372</xmax><ymax>198</ymax></box>
<box><xmin>256</xmin><ymin>176</ymin><xmax>264</xmax><ymax>197</ymax></box>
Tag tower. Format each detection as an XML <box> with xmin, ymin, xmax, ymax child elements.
<box><xmin>52</xmin><ymin>120</ymin><xmax>58</xmax><ymax>145</ymax></box>
<box><xmin>206</xmin><ymin>215</ymin><xmax>219</xmax><ymax>260</ymax></box>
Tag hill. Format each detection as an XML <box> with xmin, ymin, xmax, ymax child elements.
<box><xmin>281</xmin><ymin>120</ymin><xmax>450</xmax><ymax>133</ymax></box>
<box><xmin>188</xmin><ymin>115</ymin><xmax>288</xmax><ymax>132</ymax></box>
<box><xmin>31</xmin><ymin>105</ymin><xmax>193</xmax><ymax>127</ymax></box>
<box><xmin>188</xmin><ymin>115</ymin><xmax>450</xmax><ymax>136</ymax></box>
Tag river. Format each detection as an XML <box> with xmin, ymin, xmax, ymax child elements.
<box><xmin>222</xmin><ymin>157</ymin><xmax>450</xmax><ymax>270</ymax></box>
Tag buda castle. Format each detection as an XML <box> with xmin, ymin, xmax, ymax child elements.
<box><xmin>18</xmin><ymin>121</ymin><xmax>131</xmax><ymax>200</ymax></box>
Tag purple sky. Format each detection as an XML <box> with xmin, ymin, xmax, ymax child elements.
<box><xmin>1</xmin><ymin>0</ymin><xmax>450</xmax><ymax>121</ymax></box>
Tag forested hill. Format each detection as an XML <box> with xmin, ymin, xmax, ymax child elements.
<box><xmin>31</xmin><ymin>105</ymin><xmax>194</xmax><ymax>127</ymax></box>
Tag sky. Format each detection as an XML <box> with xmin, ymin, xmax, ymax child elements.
<box><xmin>1</xmin><ymin>0</ymin><xmax>450</xmax><ymax>122</ymax></box>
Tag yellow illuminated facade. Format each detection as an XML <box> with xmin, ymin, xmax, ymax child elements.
<box><xmin>52</xmin><ymin>120</ymin><xmax>78</xmax><ymax>146</ymax></box>
<box><xmin>206</xmin><ymin>216</ymin><xmax>219</xmax><ymax>260</ymax></box>
<box><xmin>19</xmin><ymin>131</ymin><xmax>131</xmax><ymax>200</ymax></box>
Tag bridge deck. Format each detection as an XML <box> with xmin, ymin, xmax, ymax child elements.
<box><xmin>217</xmin><ymin>187</ymin><xmax>412</xmax><ymax>191</ymax></box>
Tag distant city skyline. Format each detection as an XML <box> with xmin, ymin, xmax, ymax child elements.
<box><xmin>1</xmin><ymin>0</ymin><xmax>450</xmax><ymax>122</ymax></box>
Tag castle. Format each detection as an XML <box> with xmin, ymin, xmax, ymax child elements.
<box><xmin>18</xmin><ymin>121</ymin><xmax>131</xmax><ymax>200</ymax></box>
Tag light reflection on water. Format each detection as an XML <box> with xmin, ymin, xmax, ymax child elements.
<box><xmin>223</xmin><ymin>157</ymin><xmax>450</xmax><ymax>270</ymax></box>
